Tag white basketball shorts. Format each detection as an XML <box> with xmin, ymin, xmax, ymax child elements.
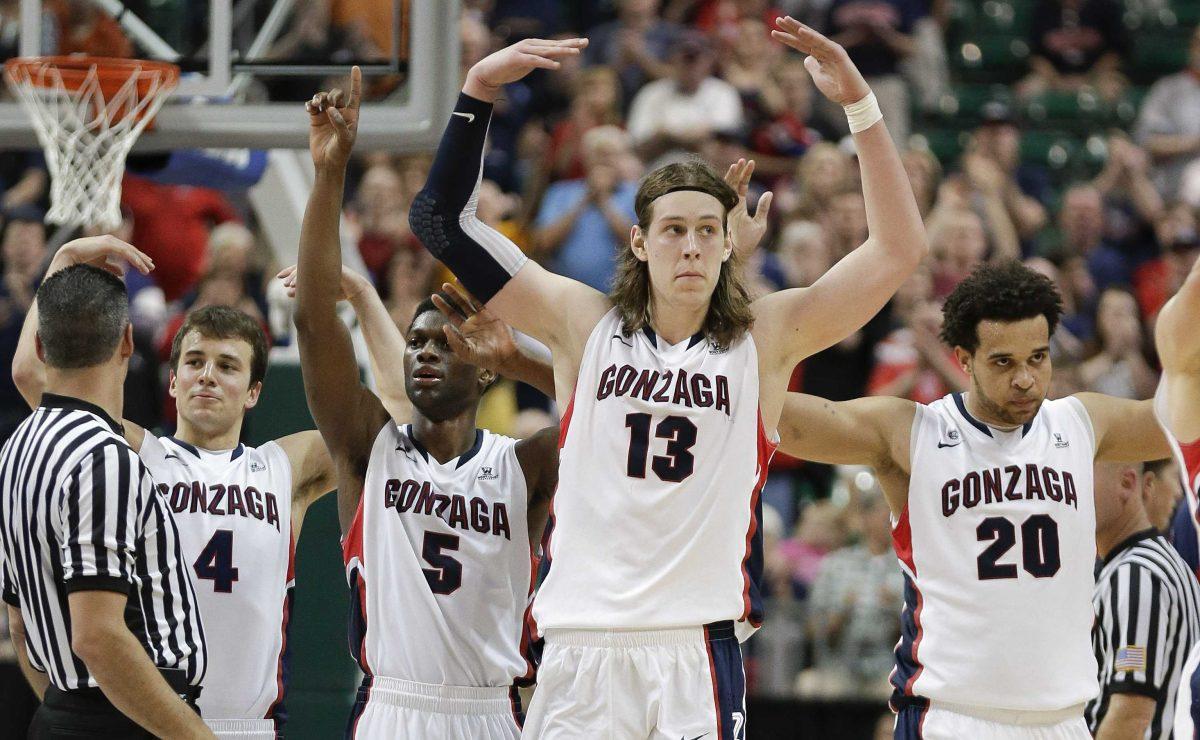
<box><xmin>345</xmin><ymin>675</ymin><xmax>522</xmax><ymax>740</ymax></box>
<box><xmin>523</xmin><ymin>620</ymin><xmax>746</xmax><ymax>740</ymax></box>
<box><xmin>205</xmin><ymin>719</ymin><xmax>276</xmax><ymax>739</ymax></box>
<box><xmin>894</xmin><ymin>702</ymin><xmax>1091</xmax><ymax>739</ymax></box>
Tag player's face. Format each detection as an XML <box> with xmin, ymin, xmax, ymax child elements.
<box><xmin>403</xmin><ymin>311</ymin><xmax>489</xmax><ymax>422</ymax></box>
<box><xmin>632</xmin><ymin>190</ymin><xmax>731</xmax><ymax>308</ymax></box>
<box><xmin>1143</xmin><ymin>461</ymin><xmax>1183</xmax><ymax>532</ymax></box>
<box><xmin>170</xmin><ymin>331</ymin><xmax>261</xmax><ymax>435</ymax></box>
<box><xmin>956</xmin><ymin>315</ymin><xmax>1052</xmax><ymax>427</ymax></box>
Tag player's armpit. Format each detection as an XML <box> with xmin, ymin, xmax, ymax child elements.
<box><xmin>278</xmin><ymin>430</ymin><xmax>336</xmax><ymax>531</ymax></box>
<box><xmin>1075</xmin><ymin>394</ymin><xmax>1171</xmax><ymax>462</ymax></box>
<box><xmin>777</xmin><ymin>394</ymin><xmax>915</xmax><ymax>470</ymax></box>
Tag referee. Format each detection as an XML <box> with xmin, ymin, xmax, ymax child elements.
<box><xmin>1089</xmin><ymin>459</ymin><xmax>1200</xmax><ymax>739</ymax></box>
<box><xmin>0</xmin><ymin>257</ymin><xmax>212</xmax><ymax>738</ymax></box>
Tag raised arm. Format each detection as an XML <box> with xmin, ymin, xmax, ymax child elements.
<box><xmin>777</xmin><ymin>393</ymin><xmax>915</xmax><ymax>513</ymax></box>
<box><xmin>12</xmin><ymin>236</ymin><xmax>154</xmax><ymax>411</ymax></box>
<box><xmin>1156</xmin><ymin>254</ymin><xmax>1200</xmax><ymax>443</ymax></box>
<box><xmin>408</xmin><ymin>38</ymin><xmax>610</xmax><ymax>374</ymax></box>
<box><xmin>753</xmin><ymin>18</ymin><xmax>926</xmax><ymax>368</ymax></box>
<box><xmin>293</xmin><ymin>68</ymin><xmax>388</xmax><ymax>533</ymax></box>
<box><xmin>1073</xmin><ymin>393</ymin><xmax>1171</xmax><ymax>463</ymax></box>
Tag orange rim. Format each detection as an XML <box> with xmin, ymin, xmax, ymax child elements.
<box><xmin>4</xmin><ymin>55</ymin><xmax>179</xmax><ymax>99</ymax></box>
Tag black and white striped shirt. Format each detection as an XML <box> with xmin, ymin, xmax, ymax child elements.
<box><xmin>0</xmin><ymin>394</ymin><xmax>206</xmax><ymax>691</ymax></box>
<box><xmin>1088</xmin><ymin>529</ymin><xmax>1200</xmax><ymax>739</ymax></box>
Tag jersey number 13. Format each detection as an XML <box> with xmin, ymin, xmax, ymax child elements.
<box><xmin>625</xmin><ymin>413</ymin><xmax>698</xmax><ymax>483</ymax></box>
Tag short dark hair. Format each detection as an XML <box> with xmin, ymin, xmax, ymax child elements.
<box><xmin>1145</xmin><ymin>457</ymin><xmax>1176</xmax><ymax>478</ymax></box>
<box><xmin>169</xmin><ymin>305</ymin><xmax>269</xmax><ymax>386</ymax></box>
<box><xmin>940</xmin><ymin>260</ymin><xmax>1063</xmax><ymax>353</ymax></box>
<box><xmin>37</xmin><ymin>264</ymin><xmax>129</xmax><ymax>368</ymax></box>
<box><xmin>407</xmin><ymin>294</ymin><xmax>498</xmax><ymax>392</ymax></box>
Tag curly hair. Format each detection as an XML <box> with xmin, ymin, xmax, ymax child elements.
<box><xmin>940</xmin><ymin>260</ymin><xmax>1063</xmax><ymax>353</ymax></box>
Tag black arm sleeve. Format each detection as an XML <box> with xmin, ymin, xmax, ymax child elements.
<box><xmin>409</xmin><ymin>92</ymin><xmax>529</xmax><ymax>303</ymax></box>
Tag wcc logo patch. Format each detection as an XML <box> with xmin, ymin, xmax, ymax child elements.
<box><xmin>1053</xmin><ymin>433</ymin><xmax>1069</xmax><ymax>449</ymax></box>
<box><xmin>477</xmin><ymin>466</ymin><xmax>498</xmax><ymax>481</ymax></box>
<box><xmin>249</xmin><ymin>460</ymin><xmax>266</xmax><ymax>472</ymax></box>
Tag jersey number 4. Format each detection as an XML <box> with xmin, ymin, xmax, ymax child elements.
<box><xmin>625</xmin><ymin>413</ymin><xmax>698</xmax><ymax>482</ymax></box>
<box><xmin>193</xmin><ymin>529</ymin><xmax>240</xmax><ymax>593</ymax></box>
<box><xmin>976</xmin><ymin>514</ymin><xmax>1061</xmax><ymax>580</ymax></box>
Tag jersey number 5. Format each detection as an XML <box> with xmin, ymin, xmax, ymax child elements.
<box><xmin>421</xmin><ymin>532</ymin><xmax>462</xmax><ymax>595</ymax></box>
<box><xmin>625</xmin><ymin>413</ymin><xmax>698</xmax><ymax>482</ymax></box>
<box><xmin>193</xmin><ymin>529</ymin><xmax>240</xmax><ymax>593</ymax></box>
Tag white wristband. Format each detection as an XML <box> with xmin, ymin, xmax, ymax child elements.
<box><xmin>844</xmin><ymin>91</ymin><xmax>883</xmax><ymax>134</ymax></box>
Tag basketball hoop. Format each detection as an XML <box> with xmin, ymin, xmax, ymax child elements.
<box><xmin>4</xmin><ymin>56</ymin><xmax>180</xmax><ymax>230</ymax></box>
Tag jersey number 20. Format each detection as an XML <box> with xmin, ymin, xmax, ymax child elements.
<box><xmin>976</xmin><ymin>515</ymin><xmax>1060</xmax><ymax>580</ymax></box>
<box><xmin>625</xmin><ymin>413</ymin><xmax>698</xmax><ymax>482</ymax></box>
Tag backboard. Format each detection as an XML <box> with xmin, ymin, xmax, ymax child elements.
<box><xmin>0</xmin><ymin>0</ymin><xmax>459</xmax><ymax>151</ymax></box>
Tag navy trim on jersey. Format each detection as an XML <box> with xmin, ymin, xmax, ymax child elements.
<box><xmin>346</xmin><ymin>675</ymin><xmax>373</xmax><ymax>740</ymax></box>
<box><xmin>347</xmin><ymin>570</ymin><xmax>369</xmax><ymax>675</ymax></box>
<box><xmin>267</xmin><ymin>587</ymin><xmax>295</xmax><ymax>731</ymax></box>
<box><xmin>704</xmin><ymin>621</ymin><xmax>746</xmax><ymax>740</ymax></box>
<box><xmin>167</xmin><ymin>437</ymin><xmax>245</xmax><ymax>462</ymax></box>
<box><xmin>1170</xmin><ymin>500</ymin><xmax>1200</xmax><ymax>578</ymax></box>
<box><xmin>39</xmin><ymin>393</ymin><xmax>122</xmax><ymax>433</ymax></box>
<box><xmin>745</xmin><ymin>496</ymin><xmax>766</xmax><ymax>628</ymax></box>
<box><xmin>639</xmin><ymin>324</ymin><xmax>706</xmax><ymax>350</ymax></box>
<box><xmin>889</xmin><ymin>574</ymin><xmax>926</xmax><ymax>712</ymax></box>
<box><xmin>402</xmin><ymin>426</ymin><xmax>484</xmax><ymax>468</ymax></box>
<box><xmin>951</xmin><ymin>393</ymin><xmax>992</xmax><ymax>437</ymax></box>
<box><xmin>509</xmin><ymin>685</ymin><xmax>524</xmax><ymax>729</ymax></box>
<box><xmin>950</xmin><ymin>393</ymin><xmax>1036</xmax><ymax>438</ymax></box>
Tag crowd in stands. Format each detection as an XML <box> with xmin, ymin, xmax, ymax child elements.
<box><xmin>0</xmin><ymin>0</ymin><xmax>1199</xmax><ymax>709</ymax></box>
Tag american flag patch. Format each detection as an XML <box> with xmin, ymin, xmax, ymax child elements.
<box><xmin>1116</xmin><ymin>646</ymin><xmax>1147</xmax><ymax>672</ymax></box>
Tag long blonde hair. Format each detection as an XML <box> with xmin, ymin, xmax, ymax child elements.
<box><xmin>609</xmin><ymin>160</ymin><xmax>755</xmax><ymax>348</ymax></box>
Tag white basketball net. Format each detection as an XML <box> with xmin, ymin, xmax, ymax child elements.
<box><xmin>5</xmin><ymin>60</ymin><xmax>178</xmax><ymax>230</ymax></box>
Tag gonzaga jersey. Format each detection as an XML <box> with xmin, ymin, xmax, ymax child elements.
<box><xmin>893</xmin><ymin>393</ymin><xmax>1098</xmax><ymax>712</ymax></box>
<box><xmin>531</xmin><ymin>308</ymin><xmax>776</xmax><ymax>637</ymax></box>
<box><xmin>139</xmin><ymin>434</ymin><xmax>294</xmax><ymax>722</ymax></box>
<box><xmin>343</xmin><ymin>423</ymin><xmax>533</xmax><ymax>686</ymax></box>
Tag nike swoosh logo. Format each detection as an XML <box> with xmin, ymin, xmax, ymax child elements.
<box><xmin>683</xmin><ymin>734</ymin><xmax>709</xmax><ymax>740</ymax></box>
<box><xmin>452</xmin><ymin>111</ymin><xmax>475</xmax><ymax>123</ymax></box>
<box><xmin>937</xmin><ymin>442</ymin><xmax>960</xmax><ymax>448</ymax></box>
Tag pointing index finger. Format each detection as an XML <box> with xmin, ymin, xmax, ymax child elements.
<box><xmin>348</xmin><ymin>66</ymin><xmax>362</xmax><ymax>110</ymax></box>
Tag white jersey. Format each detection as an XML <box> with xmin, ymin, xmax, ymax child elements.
<box><xmin>139</xmin><ymin>434</ymin><xmax>294</xmax><ymax>723</ymax></box>
<box><xmin>531</xmin><ymin>308</ymin><xmax>776</xmax><ymax>638</ymax></box>
<box><xmin>343</xmin><ymin>422</ymin><xmax>533</xmax><ymax>687</ymax></box>
<box><xmin>892</xmin><ymin>393</ymin><xmax>1098</xmax><ymax>712</ymax></box>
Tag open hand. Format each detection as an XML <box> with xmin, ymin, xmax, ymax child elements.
<box><xmin>276</xmin><ymin>264</ymin><xmax>371</xmax><ymax>303</ymax></box>
<box><xmin>307</xmin><ymin>66</ymin><xmax>361</xmax><ymax>171</ymax></box>
<box><xmin>431</xmin><ymin>283</ymin><xmax>519</xmax><ymax>374</ymax></box>
<box><xmin>52</xmin><ymin>235</ymin><xmax>154</xmax><ymax>278</ymax></box>
<box><xmin>771</xmin><ymin>17</ymin><xmax>870</xmax><ymax>106</ymax></box>
<box><xmin>465</xmin><ymin>38</ymin><xmax>587</xmax><ymax>102</ymax></box>
<box><xmin>723</xmin><ymin>159</ymin><xmax>773</xmax><ymax>253</ymax></box>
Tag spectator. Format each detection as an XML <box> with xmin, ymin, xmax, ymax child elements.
<box><xmin>824</xmin><ymin>187</ymin><xmax>868</xmax><ymax>260</ymax></box>
<box><xmin>749</xmin><ymin>58</ymin><xmax>827</xmax><ymax>181</ymax></box>
<box><xmin>778</xmin><ymin>499</ymin><xmax>848</xmax><ymax>597</ymax></box>
<box><xmin>927</xmin><ymin>208</ymin><xmax>993</xmax><ymax>297</ymax></box>
<box><xmin>967</xmin><ymin>101</ymin><xmax>1051</xmax><ymax>242</ymax></box>
<box><xmin>543</xmin><ymin>66</ymin><xmax>624</xmax><ymax>183</ymax></box>
<box><xmin>626</xmin><ymin>30</ymin><xmax>744</xmax><ymax>163</ymax></box>
<box><xmin>1092</xmin><ymin>135</ymin><xmax>1164</xmax><ymax>262</ymax></box>
<box><xmin>1055</xmin><ymin>183</ymin><xmax>1129</xmax><ymax>291</ymax></box>
<box><xmin>533</xmin><ymin>126</ymin><xmax>638</xmax><ymax>292</ymax></box>
<box><xmin>1135</xmin><ymin>26</ymin><xmax>1200</xmax><ymax>203</ymax></box>
<box><xmin>788</xmin><ymin>141</ymin><xmax>853</xmax><ymax>219</ymax></box>
<box><xmin>0</xmin><ymin>208</ymin><xmax>45</xmax><ymax>439</ymax></box>
<box><xmin>821</xmin><ymin>0</ymin><xmax>922</xmax><ymax>144</ymax></box>
<box><xmin>1079</xmin><ymin>287</ymin><xmax>1156</xmax><ymax>399</ymax></box>
<box><xmin>868</xmin><ymin>294</ymin><xmax>967</xmax><ymax>403</ymax></box>
<box><xmin>205</xmin><ymin>222</ymin><xmax>269</xmax><ymax>320</ymax></box>
<box><xmin>1024</xmin><ymin>255</ymin><xmax>1087</xmax><ymax>360</ymax></box>
<box><xmin>1020</xmin><ymin>0</ymin><xmax>1128</xmax><ymax>101</ymax></box>
<box><xmin>354</xmin><ymin>161</ymin><xmax>413</xmax><ymax>285</ymax></box>
<box><xmin>584</xmin><ymin>0</ymin><xmax>679</xmax><ymax>104</ymax></box>
<box><xmin>1135</xmin><ymin>202</ymin><xmax>1200</xmax><ymax>320</ymax></box>
<box><xmin>120</xmin><ymin>174</ymin><xmax>241</xmax><ymax>303</ymax></box>
<box><xmin>776</xmin><ymin>219</ymin><xmax>833</xmax><ymax>290</ymax></box>
<box><xmin>800</xmin><ymin>488</ymin><xmax>903</xmax><ymax>699</ymax></box>
<box><xmin>954</xmin><ymin>148</ymin><xmax>1023</xmax><ymax>263</ymax></box>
